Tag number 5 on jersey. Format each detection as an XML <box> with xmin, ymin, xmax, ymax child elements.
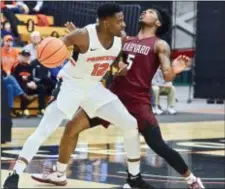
<box><xmin>91</xmin><ymin>63</ymin><xmax>110</xmax><ymax>76</ymax></box>
<box><xmin>126</xmin><ymin>54</ymin><xmax>135</xmax><ymax>70</ymax></box>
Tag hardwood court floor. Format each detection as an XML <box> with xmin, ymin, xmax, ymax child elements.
<box><xmin>1</xmin><ymin>121</ymin><xmax>225</xmax><ymax>188</ymax></box>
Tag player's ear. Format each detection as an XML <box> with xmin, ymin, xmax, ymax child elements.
<box><xmin>104</xmin><ymin>20</ymin><xmax>107</xmax><ymax>28</ymax></box>
<box><xmin>103</xmin><ymin>19</ymin><xmax>110</xmax><ymax>29</ymax></box>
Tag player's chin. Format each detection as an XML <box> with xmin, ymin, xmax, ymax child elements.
<box><xmin>138</xmin><ymin>20</ymin><xmax>145</xmax><ymax>26</ymax></box>
<box><xmin>115</xmin><ymin>32</ymin><xmax>123</xmax><ymax>37</ymax></box>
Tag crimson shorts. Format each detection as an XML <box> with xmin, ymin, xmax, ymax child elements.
<box><xmin>89</xmin><ymin>96</ymin><xmax>159</xmax><ymax>132</ymax></box>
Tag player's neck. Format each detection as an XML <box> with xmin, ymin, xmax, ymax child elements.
<box><xmin>96</xmin><ymin>25</ymin><xmax>114</xmax><ymax>48</ymax></box>
<box><xmin>138</xmin><ymin>26</ymin><xmax>156</xmax><ymax>39</ymax></box>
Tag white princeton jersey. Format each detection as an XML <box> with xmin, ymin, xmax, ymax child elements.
<box><xmin>61</xmin><ymin>24</ymin><xmax>122</xmax><ymax>82</ymax></box>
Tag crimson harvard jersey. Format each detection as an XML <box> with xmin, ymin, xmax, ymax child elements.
<box><xmin>111</xmin><ymin>36</ymin><xmax>160</xmax><ymax>105</ymax></box>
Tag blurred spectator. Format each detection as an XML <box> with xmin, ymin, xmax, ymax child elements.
<box><xmin>2</xmin><ymin>69</ymin><xmax>36</xmax><ymax>117</ymax></box>
<box><xmin>5</xmin><ymin>0</ymin><xmax>45</xmax><ymax>14</ymax></box>
<box><xmin>32</xmin><ymin>60</ymin><xmax>55</xmax><ymax>101</ymax></box>
<box><xmin>1</xmin><ymin>35</ymin><xmax>19</xmax><ymax>76</ymax></box>
<box><xmin>24</xmin><ymin>0</ymin><xmax>44</xmax><ymax>14</ymax></box>
<box><xmin>2</xmin><ymin>1</ymin><xmax>44</xmax><ymax>14</ymax></box>
<box><xmin>152</xmin><ymin>68</ymin><xmax>177</xmax><ymax>115</ymax></box>
<box><xmin>1</xmin><ymin>21</ymin><xmax>15</xmax><ymax>40</ymax></box>
<box><xmin>22</xmin><ymin>31</ymin><xmax>41</xmax><ymax>62</ymax></box>
<box><xmin>50</xmin><ymin>31</ymin><xmax>60</xmax><ymax>38</ymax></box>
<box><xmin>1</xmin><ymin>0</ymin><xmax>24</xmax><ymax>46</ymax></box>
<box><xmin>1</xmin><ymin>74</ymin><xmax>12</xmax><ymax>144</ymax></box>
<box><xmin>13</xmin><ymin>50</ymin><xmax>47</xmax><ymax>116</ymax></box>
<box><xmin>49</xmin><ymin>59</ymin><xmax>68</xmax><ymax>83</ymax></box>
<box><xmin>2</xmin><ymin>0</ymin><xmax>28</xmax><ymax>14</ymax></box>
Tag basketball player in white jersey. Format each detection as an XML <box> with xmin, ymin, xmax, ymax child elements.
<box><xmin>3</xmin><ymin>3</ymin><xmax>152</xmax><ymax>189</ymax></box>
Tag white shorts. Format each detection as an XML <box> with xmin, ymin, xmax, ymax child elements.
<box><xmin>56</xmin><ymin>77</ymin><xmax>118</xmax><ymax>120</ymax></box>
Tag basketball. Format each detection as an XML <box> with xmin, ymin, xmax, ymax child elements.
<box><xmin>37</xmin><ymin>37</ymin><xmax>68</xmax><ymax>68</ymax></box>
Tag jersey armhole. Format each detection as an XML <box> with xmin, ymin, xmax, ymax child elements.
<box><xmin>153</xmin><ymin>39</ymin><xmax>160</xmax><ymax>54</ymax></box>
<box><xmin>84</xmin><ymin>27</ymin><xmax>90</xmax><ymax>53</ymax></box>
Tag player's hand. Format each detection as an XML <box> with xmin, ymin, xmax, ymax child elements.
<box><xmin>115</xmin><ymin>66</ymin><xmax>129</xmax><ymax>76</ymax></box>
<box><xmin>64</xmin><ymin>22</ymin><xmax>76</xmax><ymax>33</ymax></box>
<box><xmin>172</xmin><ymin>55</ymin><xmax>191</xmax><ymax>74</ymax></box>
<box><xmin>115</xmin><ymin>62</ymin><xmax>129</xmax><ymax>76</ymax></box>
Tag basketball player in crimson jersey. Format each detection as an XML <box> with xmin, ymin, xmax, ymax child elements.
<box><xmin>4</xmin><ymin>3</ymin><xmax>153</xmax><ymax>189</ymax></box>
<box><xmin>31</xmin><ymin>8</ymin><xmax>204</xmax><ymax>189</ymax></box>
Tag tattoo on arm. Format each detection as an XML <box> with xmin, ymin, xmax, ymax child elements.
<box><xmin>156</xmin><ymin>40</ymin><xmax>175</xmax><ymax>81</ymax></box>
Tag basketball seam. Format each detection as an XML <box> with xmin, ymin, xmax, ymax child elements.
<box><xmin>40</xmin><ymin>43</ymin><xmax>66</xmax><ymax>63</ymax></box>
<box><xmin>38</xmin><ymin>38</ymin><xmax>55</xmax><ymax>60</ymax></box>
<box><xmin>45</xmin><ymin>53</ymin><xmax>68</xmax><ymax>66</ymax></box>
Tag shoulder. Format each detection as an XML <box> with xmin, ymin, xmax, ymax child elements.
<box><xmin>62</xmin><ymin>27</ymin><xmax>88</xmax><ymax>44</ymax></box>
<box><xmin>72</xmin><ymin>27</ymin><xmax>88</xmax><ymax>38</ymax></box>
<box><xmin>123</xmin><ymin>36</ymin><xmax>136</xmax><ymax>44</ymax></box>
<box><xmin>85</xmin><ymin>23</ymin><xmax>96</xmax><ymax>30</ymax></box>
<box><xmin>120</xmin><ymin>31</ymin><xmax>135</xmax><ymax>45</ymax></box>
<box><xmin>114</xmin><ymin>36</ymin><xmax>123</xmax><ymax>45</ymax></box>
<box><xmin>63</xmin><ymin>27</ymin><xmax>89</xmax><ymax>53</ymax></box>
<box><xmin>154</xmin><ymin>39</ymin><xmax>170</xmax><ymax>53</ymax></box>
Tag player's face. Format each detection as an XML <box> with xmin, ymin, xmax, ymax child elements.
<box><xmin>106</xmin><ymin>12</ymin><xmax>126</xmax><ymax>37</ymax></box>
<box><xmin>139</xmin><ymin>9</ymin><xmax>161</xmax><ymax>27</ymax></box>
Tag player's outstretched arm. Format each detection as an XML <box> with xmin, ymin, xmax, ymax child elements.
<box><xmin>155</xmin><ymin>39</ymin><xmax>191</xmax><ymax>82</ymax></box>
<box><xmin>155</xmin><ymin>39</ymin><xmax>175</xmax><ymax>81</ymax></box>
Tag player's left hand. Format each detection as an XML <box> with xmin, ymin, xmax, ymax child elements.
<box><xmin>172</xmin><ymin>55</ymin><xmax>191</xmax><ymax>74</ymax></box>
<box><xmin>64</xmin><ymin>22</ymin><xmax>76</xmax><ymax>33</ymax></box>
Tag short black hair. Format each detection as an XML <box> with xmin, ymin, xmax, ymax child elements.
<box><xmin>153</xmin><ymin>7</ymin><xmax>171</xmax><ymax>36</ymax></box>
<box><xmin>97</xmin><ymin>3</ymin><xmax>122</xmax><ymax>19</ymax></box>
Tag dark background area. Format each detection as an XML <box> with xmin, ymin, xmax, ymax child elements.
<box><xmin>194</xmin><ymin>2</ymin><xmax>225</xmax><ymax>98</ymax></box>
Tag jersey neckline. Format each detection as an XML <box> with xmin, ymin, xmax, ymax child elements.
<box><xmin>94</xmin><ymin>25</ymin><xmax>115</xmax><ymax>51</ymax></box>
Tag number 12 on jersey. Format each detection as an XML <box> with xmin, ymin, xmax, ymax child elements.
<box><xmin>91</xmin><ymin>63</ymin><xmax>110</xmax><ymax>76</ymax></box>
<box><xmin>126</xmin><ymin>54</ymin><xmax>135</xmax><ymax>70</ymax></box>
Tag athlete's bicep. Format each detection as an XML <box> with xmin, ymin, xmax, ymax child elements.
<box><xmin>156</xmin><ymin>40</ymin><xmax>171</xmax><ymax>71</ymax></box>
<box><xmin>61</xmin><ymin>28</ymin><xmax>87</xmax><ymax>48</ymax></box>
<box><xmin>155</xmin><ymin>40</ymin><xmax>175</xmax><ymax>81</ymax></box>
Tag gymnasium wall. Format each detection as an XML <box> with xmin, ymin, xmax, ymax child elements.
<box><xmin>194</xmin><ymin>2</ymin><xmax>225</xmax><ymax>99</ymax></box>
<box><xmin>171</xmin><ymin>1</ymin><xmax>197</xmax><ymax>49</ymax></box>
